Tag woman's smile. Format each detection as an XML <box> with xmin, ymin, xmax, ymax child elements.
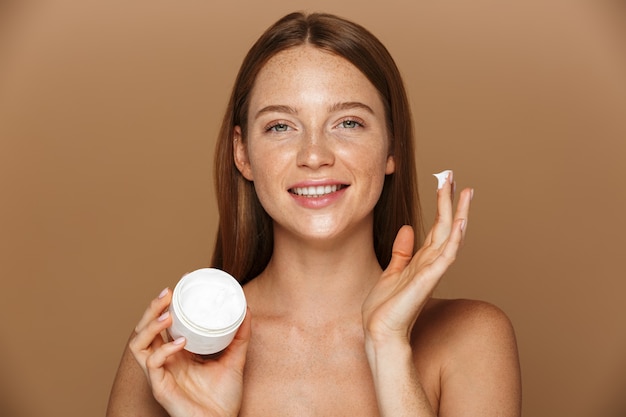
<box><xmin>287</xmin><ymin>182</ymin><xmax>350</xmax><ymax>210</ymax></box>
<box><xmin>288</xmin><ymin>183</ymin><xmax>348</xmax><ymax>198</ymax></box>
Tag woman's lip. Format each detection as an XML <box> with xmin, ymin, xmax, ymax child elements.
<box><xmin>288</xmin><ymin>184</ymin><xmax>348</xmax><ymax>208</ymax></box>
<box><xmin>288</xmin><ymin>183</ymin><xmax>348</xmax><ymax>197</ymax></box>
<box><xmin>287</xmin><ymin>180</ymin><xmax>349</xmax><ymax>195</ymax></box>
<box><xmin>287</xmin><ymin>180</ymin><xmax>348</xmax><ymax>189</ymax></box>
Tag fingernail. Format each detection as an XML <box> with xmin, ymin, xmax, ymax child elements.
<box><xmin>460</xmin><ymin>218</ymin><xmax>467</xmax><ymax>231</ymax></box>
<box><xmin>433</xmin><ymin>170</ymin><xmax>452</xmax><ymax>190</ymax></box>
<box><xmin>158</xmin><ymin>288</ymin><xmax>168</xmax><ymax>299</ymax></box>
<box><xmin>173</xmin><ymin>336</ymin><xmax>186</xmax><ymax>345</ymax></box>
<box><xmin>470</xmin><ymin>188</ymin><xmax>475</xmax><ymax>201</ymax></box>
<box><xmin>158</xmin><ymin>311</ymin><xmax>170</xmax><ymax>322</ymax></box>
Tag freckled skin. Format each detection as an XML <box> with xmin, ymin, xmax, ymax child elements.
<box><xmin>234</xmin><ymin>45</ymin><xmax>395</xmax><ymax>245</ymax></box>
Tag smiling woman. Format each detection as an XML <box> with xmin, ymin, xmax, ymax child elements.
<box><xmin>106</xmin><ymin>11</ymin><xmax>521</xmax><ymax>417</ymax></box>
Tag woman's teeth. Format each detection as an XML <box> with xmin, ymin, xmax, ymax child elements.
<box><xmin>291</xmin><ymin>184</ymin><xmax>343</xmax><ymax>197</ymax></box>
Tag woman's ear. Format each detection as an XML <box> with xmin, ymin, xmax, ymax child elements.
<box><xmin>385</xmin><ymin>154</ymin><xmax>396</xmax><ymax>175</ymax></box>
<box><xmin>233</xmin><ymin>126</ymin><xmax>254</xmax><ymax>181</ymax></box>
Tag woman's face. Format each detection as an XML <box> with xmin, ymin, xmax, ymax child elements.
<box><xmin>234</xmin><ymin>45</ymin><xmax>394</xmax><ymax>243</ymax></box>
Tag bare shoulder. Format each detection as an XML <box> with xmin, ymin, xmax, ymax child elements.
<box><xmin>415</xmin><ymin>298</ymin><xmax>520</xmax><ymax>368</ymax></box>
<box><xmin>413</xmin><ymin>299</ymin><xmax>522</xmax><ymax>416</ymax></box>
<box><xmin>418</xmin><ymin>298</ymin><xmax>517</xmax><ymax>341</ymax></box>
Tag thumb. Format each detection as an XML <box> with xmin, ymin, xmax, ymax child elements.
<box><xmin>385</xmin><ymin>225</ymin><xmax>415</xmax><ymax>275</ymax></box>
<box><xmin>221</xmin><ymin>307</ymin><xmax>252</xmax><ymax>370</ymax></box>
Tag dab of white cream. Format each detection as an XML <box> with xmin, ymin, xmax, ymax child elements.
<box><xmin>433</xmin><ymin>170</ymin><xmax>452</xmax><ymax>190</ymax></box>
<box><xmin>181</xmin><ymin>279</ymin><xmax>243</xmax><ymax>329</ymax></box>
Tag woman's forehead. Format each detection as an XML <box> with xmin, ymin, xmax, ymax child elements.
<box><xmin>249</xmin><ymin>46</ymin><xmax>383</xmax><ymax>113</ymax></box>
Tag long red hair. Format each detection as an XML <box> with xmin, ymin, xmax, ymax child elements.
<box><xmin>211</xmin><ymin>12</ymin><xmax>422</xmax><ymax>283</ymax></box>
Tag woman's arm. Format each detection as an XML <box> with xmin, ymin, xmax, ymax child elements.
<box><xmin>365</xmin><ymin>336</ymin><xmax>436</xmax><ymax>416</ymax></box>
<box><xmin>106</xmin><ymin>340</ymin><xmax>170</xmax><ymax>417</ymax></box>
<box><xmin>362</xmin><ymin>171</ymin><xmax>520</xmax><ymax>415</ymax></box>
<box><xmin>362</xmin><ymin>170</ymin><xmax>493</xmax><ymax>415</ymax></box>
<box><xmin>437</xmin><ymin>300</ymin><xmax>522</xmax><ymax>417</ymax></box>
<box><xmin>365</xmin><ymin>299</ymin><xmax>521</xmax><ymax>417</ymax></box>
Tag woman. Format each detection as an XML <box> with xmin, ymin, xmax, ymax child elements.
<box><xmin>107</xmin><ymin>12</ymin><xmax>521</xmax><ymax>417</ymax></box>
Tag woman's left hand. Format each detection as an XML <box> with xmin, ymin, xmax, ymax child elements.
<box><xmin>362</xmin><ymin>170</ymin><xmax>473</xmax><ymax>346</ymax></box>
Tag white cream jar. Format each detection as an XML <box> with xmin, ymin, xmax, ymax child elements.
<box><xmin>168</xmin><ymin>268</ymin><xmax>247</xmax><ymax>355</ymax></box>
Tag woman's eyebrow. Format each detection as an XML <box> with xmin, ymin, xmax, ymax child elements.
<box><xmin>255</xmin><ymin>105</ymin><xmax>298</xmax><ymax>119</ymax></box>
<box><xmin>254</xmin><ymin>102</ymin><xmax>375</xmax><ymax>119</ymax></box>
<box><xmin>328</xmin><ymin>102</ymin><xmax>375</xmax><ymax>114</ymax></box>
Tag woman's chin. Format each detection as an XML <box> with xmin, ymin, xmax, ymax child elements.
<box><xmin>274</xmin><ymin>215</ymin><xmax>372</xmax><ymax>246</ymax></box>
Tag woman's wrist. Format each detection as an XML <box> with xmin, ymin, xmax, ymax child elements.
<box><xmin>364</xmin><ymin>332</ymin><xmax>413</xmax><ymax>375</ymax></box>
<box><xmin>365</xmin><ymin>333</ymin><xmax>436</xmax><ymax>417</ymax></box>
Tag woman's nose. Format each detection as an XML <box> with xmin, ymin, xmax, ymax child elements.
<box><xmin>296</xmin><ymin>131</ymin><xmax>335</xmax><ymax>169</ymax></box>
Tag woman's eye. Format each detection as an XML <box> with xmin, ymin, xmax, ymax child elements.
<box><xmin>267</xmin><ymin>123</ymin><xmax>290</xmax><ymax>132</ymax></box>
<box><xmin>339</xmin><ymin>119</ymin><xmax>362</xmax><ymax>129</ymax></box>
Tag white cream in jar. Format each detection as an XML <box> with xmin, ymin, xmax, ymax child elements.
<box><xmin>168</xmin><ymin>268</ymin><xmax>246</xmax><ymax>355</ymax></box>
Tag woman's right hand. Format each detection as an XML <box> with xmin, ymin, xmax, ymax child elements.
<box><xmin>128</xmin><ymin>288</ymin><xmax>251</xmax><ymax>417</ymax></box>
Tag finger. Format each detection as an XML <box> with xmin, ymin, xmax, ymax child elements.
<box><xmin>145</xmin><ymin>336</ymin><xmax>187</xmax><ymax>384</ymax></box>
<box><xmin>220</xmin><ymin>307</ymin><xmax>252</xmax><ymax>372</ymax></box>
<box><xmin>453</xmin><ymin>187</ymin><xmax>473</xmax><ymax>228</ymax></box>
<box><xmin>129</xmin><ymin>309</ymin><xmax>173</xmax><ymax>360</ymax></box>
<box><xmin>134</xmin><ymin>288</ymin><xmax>172</xmax><ymax>334</ymax></box>
<box><xmin>436</xmin><ymin>216</ymin><xmax>467</xmax><ymax>272</ymax></box>
<box><xmin>447</xmin><ymin>186</ymin><xmax>472</xmax><ymax>249</ymax></box>
<box><xmin>384</xmin><ymin>225</ymin><xmax>415</xmax><ymax>275</ymax></box>
<box><xmin>130</xmin><ymin>289</ymin><xmax>170</xmax><ymax>359</ymax></box>
<box><xmin>429</xmin><ymin>188</ymin><xmax>472</xmax><ymax>261</ymax></box>
<box><xmin>426</xmin><ymin>170</ymin><xmax>454</xmax><ymax>247</ymax></box>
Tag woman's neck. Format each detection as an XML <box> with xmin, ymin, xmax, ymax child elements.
<box><xmin>245</xmin><ymin>224</ymin><xmax>383</xmax><ymax>324</ymax></box>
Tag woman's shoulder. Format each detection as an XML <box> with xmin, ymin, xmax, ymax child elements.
<box><xmin>412</xmin><ymin>297</ymin><xmax>519</xmax><ymax>360</ymax></box>
<box><xmin>421</xmin><ymin>297</ymin><xmax>515</xmax><ymax>329</ymax></box>
<box><xmin>411</xmin><ymin>298</ymin><xmax>521</xmax><ymax>413</ymax></box>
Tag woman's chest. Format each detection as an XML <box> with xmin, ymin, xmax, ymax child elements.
<box><xmin>237</xmin><ymin>318</ymin><xmax>441</xmax><ymax>416</ymax></box>
<box><xmin>239</xmin><ymin>320</ymin><xmax>380</xmax><ymax>416</ymax></box>
<box><xmin>240</xmin><ymin>360</ymin><xmax>380</xmax><ymax>416</ymax></box>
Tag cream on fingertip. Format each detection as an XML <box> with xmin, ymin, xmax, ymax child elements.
<box><xmin>433</xmin><ymin>170</ymin><xmax>452</xmax><ymax>190</ymax></box>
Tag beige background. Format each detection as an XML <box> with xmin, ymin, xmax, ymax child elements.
<box><xmin>1</xmin><ymin>1</ymin><xmax>625</xmax><ymax>416</ymax></box>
